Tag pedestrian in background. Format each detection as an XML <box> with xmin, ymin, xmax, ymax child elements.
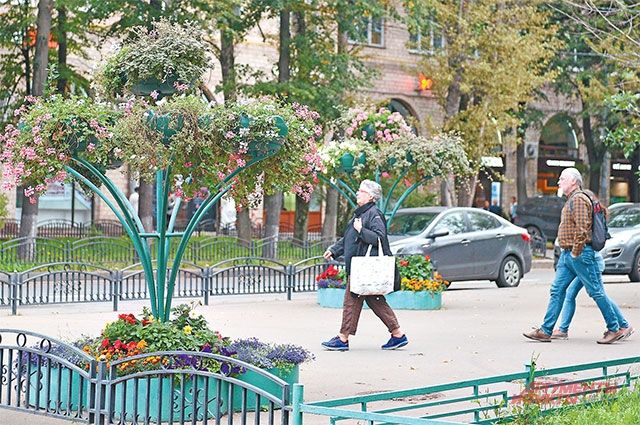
<box><xmin>509</xmin><ymin>196</ymin><xmax>518</xmax><ymax>223</ymax></box>
<box><xmin>489</xmin><ymin>199</ymin><xmax>504</xmax><ymax>217</ymax></box>
<box><xmin>551</xmin><ymin>189</ymin><xmax>633</xmax><ymax>340</ymax></box>
<box><xmin>523</xmin><ymin>168</ymin><xmax>630</xmax><ymax>344</ymax></box>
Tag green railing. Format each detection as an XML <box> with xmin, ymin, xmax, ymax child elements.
<box><xmin>291</xmin><ymin>356</ymin><xmax>640</xmax><ymax>424</ymax></box>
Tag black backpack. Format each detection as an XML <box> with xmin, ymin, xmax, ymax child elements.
<box><xmin>569</xmin><ymin>191</ymin><xmax>610</xmax><ymax>251</ymax></box>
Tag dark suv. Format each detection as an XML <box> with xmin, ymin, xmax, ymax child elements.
<box><xmin>513</xmin><ymin>196</ymin><xmax>565</xmax><ymax>241</ymax></box>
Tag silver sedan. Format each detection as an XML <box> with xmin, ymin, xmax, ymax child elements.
<box><xmin>389</xmin><ymin>207</ymin><xmax>533</xmax><ymax>288</ymax></box>
<box><xmin>602</xmin><ymin>205</ymin><xmax>640</xmax><ymax>280</ymax></box>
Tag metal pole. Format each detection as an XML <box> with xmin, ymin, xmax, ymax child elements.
<box><xmin>70</xmin><ymin>180</ymin><xmax>76</xmax><ymax>226</ymax></box>
<box><xmin>291</xmin><ymin>384</ymin><xmax>304</xmax><ymax>425</ymax></box>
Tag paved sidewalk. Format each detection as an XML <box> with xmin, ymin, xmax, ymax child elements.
<box><xmin>1</xmin><ymin>272</ymin><xmax>638</xmax><ymax>424</ymax></box>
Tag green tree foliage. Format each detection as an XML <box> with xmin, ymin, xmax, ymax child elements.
<box><xmin>408</xmin><ymin>0</ymin><xmax>559</xmax><ymax>202</ymax></box>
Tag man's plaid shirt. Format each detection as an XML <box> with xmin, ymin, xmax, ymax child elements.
<box><xmin>557</xmin><ymin>190</ymin><xmax>592</xmax><ymax>257</ymax></box>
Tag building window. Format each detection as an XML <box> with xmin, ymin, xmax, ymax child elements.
<box><xmin>349</xmin><ymin>17</ymin><xmax>384</xmax><ymax>47</ymax></box>
<box><xmin>408</xmin><ymin>19</ymin><xmax>445</xmax><ymax>54</ymax></box>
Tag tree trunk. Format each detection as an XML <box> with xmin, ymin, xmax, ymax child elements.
<box><xmin>582</xmin><ymin>114</ymin><xmax>601</xmax><ymax>194</ymax></box>
<box><xmin>56</xmin><ymin>5</ymin><xmax>67</xmax><ymax>94</ymax></box>
<box><xmin>278</xmin><ymin>9</ymin><xmax>291</xmax><ymax>83</ymax></box>
<box><xmin>456</xmin><ymin>175</ymin><xmax>477</xmax><ymax>207</ymax></box>
<box><xmin>291</xmin><ymin>10</ymin><xmax>309</xmax><ymax>242</ymax></box>
<box><xmin>236</xmin><ymin>208</ymin><xmax>252</xmax><ymax>247</ymax></box>
<box><xmin>322</xmin><ymin>187</ymin><xmax>338</xmax><ymax>241</ymax></box>
<box><xmin>220</xmin><ymin>29</ymin><xmax>236</xmax><ymax>103</ymax></box>
<box><xmin>293</xmin><ymin>195</ymin><xmax>309</xmax><ymax>242</ymax></box>
<box><xmin>262</xmin><ymin>194</ymin><xmax>282</xmax><ymax>258</ymax></box>
<box><xmin>18</xmin><ymin>0</ymin><xmax>53</xmax><ymax>260</ymax></box>
<box><xmin>516</xmin><ymin>139</ymin><xmax>528</xmax><ymax>202</ymax></box>
<box><xmin>138</xmin><ymin>180</ymin><xmax>154</xmax><ymax>232</ymax></box>
<box><xmin>632</xmin><ymin>148</ymin><xmax>640</xmax><ymax>203</ymax></box>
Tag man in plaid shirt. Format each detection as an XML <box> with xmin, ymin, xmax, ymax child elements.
<box><xmin>523</xmin><ymin>168</ymin><xmax>629</xmax><ymax>344</ymax></box>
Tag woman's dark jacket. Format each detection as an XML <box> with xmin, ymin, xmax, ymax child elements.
<box><xmin>328</xmin><ymin>202</ymin><xmax>394</xmax><ymax>276</ymax></box>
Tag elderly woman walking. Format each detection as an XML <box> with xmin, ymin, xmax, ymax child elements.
<box><xmin>321</xmin><ymin>179</ymin><xmax>408</xmax><ymax>351</ymax></box>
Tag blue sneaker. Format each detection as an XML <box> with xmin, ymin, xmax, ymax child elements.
<box><xmin>381</xmin><ymin>334</ymin><xmax>408</xmax><ymax>350</ymax></box>
<box><xmin>321</xmin><ymin>336</ymin><xmax>349</xmax><ymax>351</ymax></box>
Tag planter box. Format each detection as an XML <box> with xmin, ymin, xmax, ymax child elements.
<box><xmin>28</xmin><ymin>366</ymin><xmax>88</xmax><ymax>411</ymax></box>
<box><xmin>317</xmin><ymin>287</ymin><xmax>345</xmax><ymax>308</ymax></box>
<box><xmin>29</xmin><ymin>366</ymin><xmax>229</xmax><ymax>421</ymax></box>
<box><xmin>318</xmin><ymin>288</ymin><xmax>442</xmax><ymax>310</ymax></box>
<box><xmin>233</xmin><ymin>365</ymin><xmax>299</xmax><ymax>411</ymax></box>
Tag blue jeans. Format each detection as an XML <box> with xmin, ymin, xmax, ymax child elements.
<box><xmin>557</xmin><ymin>253</ymin><xmax>629</xmax><ymax>333</ymax></box>
<box><xmin>541</xmin><ymin>246</ymin><xmax>620</xmax><ymax>335</ymax></box>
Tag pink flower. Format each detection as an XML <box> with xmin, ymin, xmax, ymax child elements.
<box><xmin>24</xmin><ymin>186</ymin><xmax>35</xmax><ymax>197</ymax></box>
<box><xmin>173</xmin><ymin>81</ymin><xmax>189</xmax><ymax>92</ymax></box>
<box><xmin>217</xmin><ymin>171</ymin><xmax>226</xmax><ymax>180</ymax></box>
<box><xmin>381</xmin><ymin>171</ymin><xmax>390</xmax><ymax>178</ymax></box>
<box><xmin>150</xmin><ymin>91</ymin><xmax>159</xmax><ymax>100</ymax></box>
<box><xmin>87</xmin><ymin>143</ymin><xmax>96</xmax><ymax>152</ymax></box>
<box><xmin>184</xmin><ymin>162</ymin><xmax>193</xmax><ymax>168</ymax></box>
<box><xmin>225</xmin><ymin>131</ymin><xmax>236</xmax><ymax>139</ymax></box>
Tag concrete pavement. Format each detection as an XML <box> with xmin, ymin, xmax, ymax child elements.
<box><xmin>1</xmin><ymin>268</ymin><xmax>638</xmax><ymax>424</ymax></box>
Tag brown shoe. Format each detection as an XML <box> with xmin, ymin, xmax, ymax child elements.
<box><xmin>551</xmin><ymin>330</ymin><xmax>568</xmax><ymax>340</ymax></box>
<box><xmin>596</xmin><ymin>329</ymin><xmax>625</xmax><ymax>344</ymax></box>
<box><xmin>621</xmin><ymin>327</ymin><xmax>634</xmax><ymax>340</ymax></box>
<box><xmin>523</xmin><ymin>328</ymin><xmax>551</xmax><ymax>342</ymax></box>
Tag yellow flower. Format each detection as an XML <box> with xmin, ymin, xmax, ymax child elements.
<box><xmin>137</xmin><ymin>340</ymin><xmax>148</xmax><ymax>349</ymax></box>
<box><xmin>183</xmin><ymin>325</ymin><xmax>192</xmax><ymax>335</ymax></box>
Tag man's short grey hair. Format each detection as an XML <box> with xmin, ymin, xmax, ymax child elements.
<box><xmin>562</xmin><ymin>167</ymin><xmax>583</xmax><ymax>188</ymax></box>
<box><xmin>360</xmin><ymin>179</ymin><xmax>382</xmax><ymax>202</ymax></box>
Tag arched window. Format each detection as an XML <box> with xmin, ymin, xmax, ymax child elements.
<box><xmin>539</xmin><ymin>113</ymin><xmax>579</xmax><ymax>159</ymax></box>
<box><xmin>388</xmin><ymin>99</ymin><xmax>419</xmax><ymax>135</ymax></box>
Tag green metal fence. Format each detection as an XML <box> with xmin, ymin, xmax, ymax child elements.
<box><xmin>291</xmin><ymin>356</ymin><xmax>640</xmax><ymax>424</ymax></box>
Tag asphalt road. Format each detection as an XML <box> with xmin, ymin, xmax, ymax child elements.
<box><xmin>1</xmin><ymin>267</ymin><xmax>638</xmax><ymax>424</ymax></box>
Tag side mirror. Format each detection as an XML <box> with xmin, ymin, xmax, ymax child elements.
<box><xmin>427</xmin><ymin>229</ymin><xmax>449</xmax><ymax>239</ymax></box>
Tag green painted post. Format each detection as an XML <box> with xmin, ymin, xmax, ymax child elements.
<box><xmin>291</xmin><ymin>384</ymin><xmax>304</xmax><ymax>425</ymax></box>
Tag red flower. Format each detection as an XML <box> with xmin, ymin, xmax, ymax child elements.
<box><xmin>101</xmin><ymin>338</ymin><xmax>110</xmax><ymax>349</ymax></box>
<box><xmin>141</xmin><ymin>318</ymin><xmax>151</xmax><ymax>326</ymax></box>
<box><xmin>114</xmin><ymin>339</ymin><xmax>124</xmax><ymax>350</ymax></box>
<box><xmin>118</xmin><ymin>313</ymin><xmax>137</xmax><ymax>325</ymax></box>
<box><xmin>424</xmin><ymin>255</ymin><xmax>431</xmax><ymax>262</ymax></box>
<box><xmin>326</xmin><ymin>266</ymin><xmax>338</xmax><ymax>277</ymax></box>
<box><xmin>399</xmin><ymin>260</ymin><xmax>409</xmax><ymax>267</ymax></box>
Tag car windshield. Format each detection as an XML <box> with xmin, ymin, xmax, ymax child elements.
<box><xmin>388</xmin><ymin>212</ymin><xmax>439</xmax><ymax>236</ymax></box>
<box><xmin>609</xmin><ymin>208</ymin><xmax>640</xmax><ymax>228</ymax></box>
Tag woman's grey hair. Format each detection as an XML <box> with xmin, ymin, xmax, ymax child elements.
<box><xmin>360</xmin><ymin>180</ymin><xmax>382</xmax><ymax>202</ymax></box>
<box><xmin>562</xmin><ymin>167</ymin><xmax>583</xmax><ymax>187</ymax></box>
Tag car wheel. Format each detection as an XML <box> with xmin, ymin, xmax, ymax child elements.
<box><xmin>629</xmin><ymin>251</ymin><xmax>640</xmax><ymax>282</ymax></box>
<box><xmin>496</xmin><ymin>256</ymin><xmax>522</xmax><ymax>288</ymax></box>
<box><xmin>526</xmin><ymin>225</ymin><xmax>543</xmax><ymax>241</ymax></box>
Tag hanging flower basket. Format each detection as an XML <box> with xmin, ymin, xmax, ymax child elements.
<box><xmin>131</xmin><ymin>75</ymin><xmax>179</xmax><ymax>98</ymax></box>
<box><xmin>339</xmin><ymin>152</ymin><xmax>356</xmax><ymax>173</ymax></box>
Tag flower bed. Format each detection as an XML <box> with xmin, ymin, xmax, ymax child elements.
<box><xmin>316</xmin><ymin>256</ymin><xmax>447</xmax><ymax>310</ymax></box>
<box><xmin>27</xmin><ymin>304</ymin><xmax>312</xmax><ymax>418</ymax></box>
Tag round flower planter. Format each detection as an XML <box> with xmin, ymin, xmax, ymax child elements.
<box><xmin>28</xmin><ymin>366</ymin><xmax>229</xmax><ymax>420</ymax></box>
<box><xmin>317</xmin><ymin>287</ymin><xmax>345</xmax><ymax>308</ymax></box>
<box><xmin>338</xmin><ymin>153</ymin><xmax>355</xmax><ymax>173</ymax></box>
<box><xmin>131</xmin><ymin>75</ymin><xmax>179</xmax><ymax>97</ymax></box>
<box><xmin>233</xmin><ymin>365</ymin><xmax>299</xmax><ymax>411</ymax></box>
<box><xmin>246</xmin><ymin>139</ymin><xmax>282</xmax><ymax>158</ymax></box>
<box><xmin>317</xmin><ymin>288</ymin><xmax>442</xmax><ymax>310</ymax></box>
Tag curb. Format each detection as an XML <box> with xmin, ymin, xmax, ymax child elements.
<box><xmin>532</xmin><ymin>258</ymin><xmax>554</xmax><ymax>269</ymax></box>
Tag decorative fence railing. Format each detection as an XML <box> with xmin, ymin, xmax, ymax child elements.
<box><xmin>3</xmin><ymin>329</ymin><xmax>639</xmax><ymax>425</ymax></box>
<box><xmin>0</xmin><ymin>218</ymin><xmax>324</xmax><ymax>240</ymax></box>
<box><xmin>0</xmin><ymin>329</ymin><xmax>291</xmax><ymax>425</ymax></box>
<box><xmin>0</xmin><ymin>236</ymin><xmax>334</xmax><ymax>267</ymax></box>
<box><xmin>0</xmin><ymin>257</ymin><xmax>337</xmax><ymax>315</ymax></box>
<box><xmin>291</xmin><ymin>356</ymin><xmax>640</xmax><ymax>424</ymax></box>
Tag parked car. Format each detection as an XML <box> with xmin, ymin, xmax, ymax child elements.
<box><xmin>513</xmin><ymin>195</ymin><xmax>565</xmax><ymax>241</ymax></box>
<box><xmin>553</xmin><ymin>203</ymin><xmax>640</xmax><ymax>281</ymax></box>
<box><xmin>389</xmin><ymin>207</ymin><xmax>533</xmax><ymax>288</ymax></box>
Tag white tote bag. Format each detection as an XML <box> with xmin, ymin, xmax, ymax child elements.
<box><xmin>349</xmin><ymin>239</ymin><xmax>395</xmax><ymax>296</ymax></box>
